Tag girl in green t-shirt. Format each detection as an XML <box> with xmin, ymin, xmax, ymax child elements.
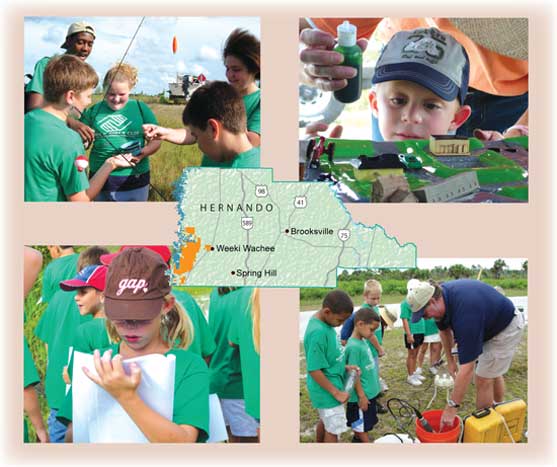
<box><xmin>81</xmin><ymin>63</ymin><xmax>161</xmax><ymax>202</ymax></box>
<box><xmin>60</xmin><ymin>248</ymin><xmax>209</xmax><ymax>442</ymax></box>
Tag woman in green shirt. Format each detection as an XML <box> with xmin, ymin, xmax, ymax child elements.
<box><xmin>223</xmin><ymin>28</ymin><xmax>261</xmax><ymax>147</ymax></box>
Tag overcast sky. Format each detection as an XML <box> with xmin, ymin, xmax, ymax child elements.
<box><xmin>24</xmin><ymin>16</ymin><xmax>260</xmax><ymax>95</ymax></box>
<box><xmin>416</xmin><ymin>258</ymin><xmax>526</xmax><ymax>270</ymax></box>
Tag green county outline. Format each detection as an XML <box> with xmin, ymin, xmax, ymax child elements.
<box><xmin>173</xmin><ymin>168</ymin><xmax>417</xmax><ymax>287</ymax></box>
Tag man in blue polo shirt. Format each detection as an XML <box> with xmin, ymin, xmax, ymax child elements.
<box><xmin>406</xmin><ymin>279</ymin><xmax>525</xmax><ymax>430</ymax></box>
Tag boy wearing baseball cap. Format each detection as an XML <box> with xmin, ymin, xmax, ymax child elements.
<box><xmin>370</xmin><ymin>27</ymin><xmax>472</xmax><ymax>141</ymax></box>
<box><xmin>60</xmin><ymin>265</ymin><xmax>110</xmax><ymax>354</ymax></box>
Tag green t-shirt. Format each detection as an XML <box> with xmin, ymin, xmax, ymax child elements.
<box><xmin>35</xmin><ymin>290</ymin><xmax>92</xmax><ymax>409</ymax></box>
<box><xmin>173</xmin><ymin>289</ymin><xmax>216</xmax><ymax>358</ymax></box>
<box><xmin>243</xmin><ymin>89</ymin><xmax>260</xmax><ymax>135</ymax></box>
<box><xmin>360</xmin><ymin>303</ymin><xmax>383</xmax><ymax>357</ymax></box>
<box><xmin>25</xmin><ymin>109</ymin><xmax>89</xmax><ymax>201</ymax></box>
<box><xmin>24</xmin><ymin>337</ymin><xmax>40</xmax><ymax>388</ymax></box>
<box><xmin>423</xmin><ymin>318</ymin><xmax>440</xmax><ymax>336</ymax></box>
<box><xmin>345</xmin><ymin>337</ymin><xmax>381</xmax><ymax>402</ymax></box>
<box><xmin>81</xmin><ymin>100</ymin><xmax>157</xmax><ymax>175</ymax></box>
<box><xmin>208</xmin><ymin>288</ymin><xmax>249</xmax><ymax>399</ymax></box>
<box><xmin>73</xmin><ymin>317</ymin><xmax>109</xmax><ymax>353</ymax></box>
<box><xmin>400</xmin><ymin>299</ymin><xmax>425</xmax><ymax>335</ymax></box>
<box><xmin>228</xmin><ymin>288</ymin><xmax>260</xmax><ymax>419</ymax></box>
<box><xmin>200</xmin><ymin>147</ymin><xmax>260</xmax><ymax>168</ymax></box>
<box><xmin>41</xmin><ymin>253</ymin><xmax>79</xmax><ymax>304</ymax></box>
<box><xmin>304</xmin><ymin>316</ymin><xmax>346</xmax><ymax>409</ymax></box>
<box><xmin>25</xmin><ymin>56</ymin><xmax>51</xmax><ymax>95</ymax></box>
<box><xmin>58</xmin><ymin>344</ymin><xmax>210</xmax><ymax>443</ymax></box>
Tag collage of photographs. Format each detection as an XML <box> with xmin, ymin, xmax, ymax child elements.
<box><xmin>15</xmin><ymin>8</ymin><xmax>550</xmax><ymax>464</ymax></box>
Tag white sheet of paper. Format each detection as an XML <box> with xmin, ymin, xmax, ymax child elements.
<box><xmin>72</xmin><ymin>351</ymin><xmax>176</xmax><ymax>443</ymax></box>
<box><xmin>207</xmin><ymin>393</ymin><xmax>228</xmax><ymax>443</ymax></box>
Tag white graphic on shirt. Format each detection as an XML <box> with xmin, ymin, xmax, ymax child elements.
<box><xmin>98</xmin><ymin>114</ymin><xmax>133</xmax><ymax>133</ymax></box>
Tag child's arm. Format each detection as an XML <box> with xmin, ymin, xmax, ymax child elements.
<box><xmin>142</xmin><ymin>125</ymin><xmax>196</xmax><ymax>145</ymax></box>
<box><xmin>308</xmin><ymin>369</ymin><xmax>349</xmax><ymax>404</ymax></box>
<box><xmin>67</xmin><ymin>117</ymin><xmax>95</xmax><ymax>148</ymax></box>
<box><xmin>402</xmin><ymin>319</ymin><xmax>414</xmax><ymax>344</ymax></box>
<box><xmin>368</xmin><ymin>334</ymin><xmax>385</xmax><ymax>357</ymax></box>
<box><xmin>135</xmin><ymin>140</ymin><xmax>162</xmax><ymax>162</ymax></box>
<box><xmin>67</xmin><ymin>154</ymin><xmax>137</xmax><ymax>202</ymax></box>
<box><xmin>354</xmin><ymin>378</ymin><xmax>368</xmax><ymax>412</ymax></box>
<box><xmin>83</xmin><ymin>350</ymin><xmax>198</xmax><ymax>442</ymax></box>
<box><xmin>24</xmin><ymin>385</ymin><xmax>49</xmax><ymax>442</ymax></box>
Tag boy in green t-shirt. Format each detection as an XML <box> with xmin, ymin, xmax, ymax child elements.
<box><xmin>59</xmin><ymin>264</ymin><xmax>109</xmax><ymax>355</ymax></box>
<box><xmin>24</xmin><ymin>54</ymin><xmax>133</xmax><ymax>202</ymax></box>
<box><xmin>303</xmin><ymin>290</ymin><xmax>356</xmax><ymax>443</ymax></box>
<box><xmin>401</xmin><ymin>279</ymin><xmax>426</xmax><ymax>386</ymax></box>
<box><xmin>344</xmin><ymin>307</ymin><xmax>381</xmax><ymax>442</ymax></box>
<box><xmin>143</xmin><ymin>81</ymin><xmax>260</xmax><ymax>168</ymax></box>
<box><xmin>34</xmin><ymin>246</ymin><xmax>108</xmax><ymax>443</ymax></box>
<box><xmin>41</xmin><ymin>246</ymin><xmax>78</xmax><ymax>304</ymax></box>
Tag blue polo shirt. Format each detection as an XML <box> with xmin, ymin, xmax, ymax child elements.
<box><xmin>436</xmin><ymin>280</ymin><xmax>515</xmax><ymax>364</ymax></box>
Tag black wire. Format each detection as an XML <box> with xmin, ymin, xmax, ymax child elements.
<box><xmin>78</xmin><ymin>17</ymin><xmax>168</xmax><ymax>202</ymax></box>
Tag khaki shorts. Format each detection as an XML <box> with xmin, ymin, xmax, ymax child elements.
<box><xmin>318</xmin><ymin>405</ymin><xmax>348</xmax><ymax>436</ymax></box>
<box><xmin>476</xmin><ymin>311</ymin><xmax>525</xmax><ymax>378</ymax></box>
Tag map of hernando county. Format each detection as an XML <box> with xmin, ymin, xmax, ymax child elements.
<box><xmin>172</xmin><ymin>168</ymin><xmax>417</xmax><ymax>287</ymax></box>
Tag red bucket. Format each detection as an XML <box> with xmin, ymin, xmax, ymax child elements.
<box><xmin>415</xmin><ymin>409</ymin><xmax>461</xmax><ymax>443</ymax></box>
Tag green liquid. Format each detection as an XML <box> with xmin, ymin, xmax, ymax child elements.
<box><xmin>333</xmin><ymin>44</ymin><xmax>362</xmax><ymax>104</ymax></box>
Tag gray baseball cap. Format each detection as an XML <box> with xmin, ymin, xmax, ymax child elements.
<box><xmin>372</xmin><ymin>27</ymin><xmax>470</xmax><ymax>105</ymax></box>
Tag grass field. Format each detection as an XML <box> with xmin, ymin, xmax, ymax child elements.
<box><xmin>299</xmin><ymin>326</ymin><xmax>528</xmax><ymax>443</ymax></box>
<box><xmin>146</xmin><ymin>104</ymin><xmax>202</xmax><ymax>202</ymax></box>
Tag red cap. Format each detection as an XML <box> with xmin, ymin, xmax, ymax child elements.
<box><xmin>101</xmin><ymin>246</ymin><xmax>171</xmax><ymax>266</ymax></box>
<box><xmin>60</xmin><ymin>265</ymin><xmax>107</xmax><ymax>291</ymax></box>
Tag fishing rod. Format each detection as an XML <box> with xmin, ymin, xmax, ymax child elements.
<box><xmin>77</xmin><ymin>17</ymin><xmax>168</xmax><ymax>202</ymax></box>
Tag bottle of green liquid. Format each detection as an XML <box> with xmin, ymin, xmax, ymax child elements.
<box><xmin>333</xmin><ymin>21</ymin><xmax>362</xmax><ymax>104</ymax></box>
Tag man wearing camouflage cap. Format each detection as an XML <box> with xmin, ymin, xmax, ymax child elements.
<box><xmin>407</xmin><ymin>279</ymin><xmax>525</xmax><ymax>429</ymax></box>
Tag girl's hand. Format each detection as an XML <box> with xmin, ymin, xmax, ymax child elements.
<box><xmin>107</xmin><ymin>153</ymin><xmax>136</xmax><ymax>170</ymax></box>
<box><xmin>83</xmin><ymin>349</ymin><xmax>142</xmax><ymax>402</ymax></box>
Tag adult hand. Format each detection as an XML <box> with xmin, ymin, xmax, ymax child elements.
<box><xmin>299</xmin><ymin>28</ymin><xmax>367</xmax><ymax>92</ymax></box>
<box><xmin>447</xmin><ymin>357</ymin><xmax>458</xmax><ymax>378</ymax></box>
<box><xmin>143</xmin><ymin>124</ymin><xmax>170</xmax><ymax>142</ymax></box>
<box><xmin>83</xmin><ymin>349</ymin><xmax>142</xmax><ymax>401</ymax></box>
<box><xmin>440</xmin><ymin>406</ymin><xmax>458</xmax><ymax>431</ymax></box>
<box><xmin>474</xmin><ymin>125</ymin><xmax>528</xmax><ymax>142</ymax></box>
<box><xmin>68</xmin><ymin>118</ymin><xmax>95</xmax><ymax>147</ymax></box>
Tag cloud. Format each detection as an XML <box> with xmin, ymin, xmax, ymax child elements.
<box><xmin>196</xmin><ymin>45</ymin><xmax>220</xmax><ymax>61</ymax></box>
<box><xmin>25</xmin><ymin>16</ymin><xmax>259</xmax><ymax>95</ymax></box>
